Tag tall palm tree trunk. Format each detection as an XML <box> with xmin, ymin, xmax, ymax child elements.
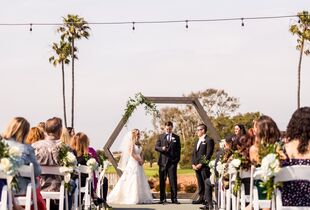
<box><xmin>61</xmin><ymin>62</ymin><xmax>67</xmax><ymax>127</ymax></box>
<box><xmin>297</xmin><ymin>38</ymin><xmax>304</xmax><ymax>109</ymax></box>
<box><xmin>71</xmin><ymin>39</ymin><xmax>75</xmax><ymax>128</ymax></box>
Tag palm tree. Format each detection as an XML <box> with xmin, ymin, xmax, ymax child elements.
<box><xmin>58</xmin><ymin>14</ymin><xmax>90</xmax><ymax>128</ymax></box>
<box><xmin>289</xmin><ymin>11</ymin><xmax>310</xmax><ymax>108</ymax></box>
<box><xmin>49</xmin><ymin>41</ymin><xmax>72</xmax><ymax>127</ymax></box>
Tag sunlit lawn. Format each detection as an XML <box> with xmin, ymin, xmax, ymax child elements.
<box><xmin>106</xmin><ymin>162</ymin><xmax>194</xmax><ymax>177</ymax></box>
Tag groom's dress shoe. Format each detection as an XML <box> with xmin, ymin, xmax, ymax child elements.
<box><xmin>172</xmin><ymin>199</ymin><xmax>180</xmax><ymax>204</ymax></box>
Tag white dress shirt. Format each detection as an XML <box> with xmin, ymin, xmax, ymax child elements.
<box><xmin>196</xmin><ymin>135</ymin><xmax>206</xmax><ymax>150</ymax></box>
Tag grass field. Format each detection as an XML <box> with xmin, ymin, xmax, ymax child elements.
<box><xmin>106</xmin><ymin>162</ymin><xmax>195</xmax><ymax>177</ymax></box>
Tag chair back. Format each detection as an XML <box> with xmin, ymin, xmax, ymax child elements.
<box><xmin>40</xmin><ymin>166</ymin><xmax>68</xmax><ymax>210</ymax></box>
<box><xmin>274</xmin><ymin>165</ymin><xmax>310</xmax><ymax>210</ymax></box>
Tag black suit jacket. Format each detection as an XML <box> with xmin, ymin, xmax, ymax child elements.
<box><xmin>191</xmin><ymin>135</ymin><xmax>214</xmax><ymax>168</ymax></box>
<box><xmin>155</xmin><ymin>133</ymin><xmax>181</xmax><ymax>167</ymax></box>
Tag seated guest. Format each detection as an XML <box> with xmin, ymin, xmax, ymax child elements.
<box><xmin>281</xmin><ymin>107</ymin><xmax>310</xmax><ymax>206</ymax></box>
<box><xmin>32</xmin><ymin>117</ymin><xmax>74</xmax><ymax>209</ymax></box>
<box><xmin>2</xmin><ymin>117</ymin><xmax>45</xmax><ymax>210</ymax></box>
<box><xmin>71</xmin><ymin>132</ymin><xmax>111</xmax><ymax>208</ymax></box>
<box><xmin>25</xmin><ymin>127</ymin><xmax>45</xmax><ymax>144</ymax></box>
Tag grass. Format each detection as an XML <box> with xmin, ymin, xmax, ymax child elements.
<box><xmin>106</xmin><ymin>162</ymin><xmax>195</xmax><ymax>177</ymax></box>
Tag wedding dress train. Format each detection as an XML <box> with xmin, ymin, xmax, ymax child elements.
<box><xmin>107</xmin><ymin>144</ymin><xmax>153</xmax><ymax>204</ymax></box>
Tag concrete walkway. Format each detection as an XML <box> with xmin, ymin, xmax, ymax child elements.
<box><xmin>111</xmin><ymin>199</ymin><xmax>203</xmax><ymax>210</ymax></box>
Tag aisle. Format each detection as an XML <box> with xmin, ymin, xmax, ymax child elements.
<box><xmin>111</xmin><ymin>199</ymin><xmax>201</xmax><ymax>210</ymax></box>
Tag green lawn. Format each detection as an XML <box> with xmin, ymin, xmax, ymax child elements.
<box><xmin>106</xmin><ymin>163</ymin><xmax>194</xmax><ymax>177</ymax></box>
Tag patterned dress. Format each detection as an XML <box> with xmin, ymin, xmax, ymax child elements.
<box><xmin>280</xmin><ymin>159</ymin><xmax>310</xmax><ymax>206</ymax></box>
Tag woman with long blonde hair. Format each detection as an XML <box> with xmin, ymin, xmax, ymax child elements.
<box><xmin>25</xmin><ymin>127</ymin><xmax>45</xmax><ymax>144</ymax></box>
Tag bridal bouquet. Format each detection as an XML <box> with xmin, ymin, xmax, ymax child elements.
<box><xmin>58</xmin><ymin>144</ymin><xmax>77</xmax><ymax>187</ymax></box>
<box><xmin>86</xmin><ymin>158</ymin><xmax>98</xmax><ymax>172</ymax></box>
<box><xmin>0</xmin><ymin>141</ymin><xmax>22</xmax><ymax>190</ymax></box>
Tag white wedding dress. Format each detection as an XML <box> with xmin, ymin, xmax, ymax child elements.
<box><xmin>107</xmin><ymin>144</ymin><xmax>153</xmax><ymax>204</ymax></box>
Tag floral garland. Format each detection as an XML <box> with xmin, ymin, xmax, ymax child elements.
<box><xmin>0</xmin><ymin>141</ymin><xmax>22</xmax><ymax>191</ymax></box>
<box><xmin>58</xmin><ymin>144</ymin><xmax>77</xmax><ymax>189</ymax></box>
<box><xmin>123</xmin><ymin>92</ymin><xmax>160</xmax><ymax>123</ymax></box>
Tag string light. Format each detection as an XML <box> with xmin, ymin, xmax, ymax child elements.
<box><xmin>132</xmin><ymin>22</ymin><xmax>135</xmax><ymax>30</ymax></box>
<box><xmin>0</xmin><ymin>14</ymin><xmax>304</xmax><ymax>30</ymax></box>
<box><xmin>241</xmin><ymin>18</ymin><xmax>244</xmax><ymax>27</ymax></box>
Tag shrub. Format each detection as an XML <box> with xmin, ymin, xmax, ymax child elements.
<box><xmin>184</xmin><ymin>183</ymin><xmax>197</xmax><ymax>193</ymax></box>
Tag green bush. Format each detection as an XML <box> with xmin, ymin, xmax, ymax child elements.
<box><xmin>184</xmin><ymin>183</ymin><xmax>197</xmax><ymax>193</ymax></box>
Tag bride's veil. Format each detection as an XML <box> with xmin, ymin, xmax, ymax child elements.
<box><xmin>117</xmin><ymin>131</ymin><xmax>133</xmax><ymax>171</ymax></box>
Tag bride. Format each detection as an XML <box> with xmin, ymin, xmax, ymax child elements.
<box><xmin>107</xmin><ymin>129</ymin><xmax>154</xmax><ymax>204</ymax></box>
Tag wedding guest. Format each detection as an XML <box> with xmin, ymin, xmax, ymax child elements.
<box><xmin>281</xmin><ymin>107</ymin><xmax>310</xmax><ymax>206</ymax></box>
<box><xmin>233</xmin><ymin>124</ymin><xmax>247</xmax><ymax>142</ymax></box>
<box><xmin>191</xmin><ymin>123</ymin><xmax>214</xmax><ymax>205</ymax></box>
<box><xmin>2</xmin><ymin>117</ymin><xmax>45</xmax><ymax>210</ymax></box>
<box><xmin>249</xmin><ymin>115</ymin><xmax>280</xmax><ymax>207</ymax></box>
<box><xmin>60</xmin><ymin>127</ymin><xmax>72</xmax><ymax>146</ymax></box>
<box><xmin>32</xmin><ymin>117</ymin><xmax>70</xmax><ymax>209</ymax></box>
<box><xmin>71</xmin><ymin>132</ymin><xmax>111</xmax><ymax>208</ymax></box>
<box><xmin>155</xmin><ymin>121</ymin><xmax>181</xmax><ymax>204</ymax></box>
<box><xmin>37</xmin><ymin>121</ymin><xmax>46</xmax><ymax>133</ymax></box>
<box><xmin>25</xmin><ymin>127</ymin><xmax>45</xmax><ymax>144</ymax></box>
<box><xmin>249</xmin><ymin>115</ymin><xmax>281</xmax><ymax>165</ymax></box>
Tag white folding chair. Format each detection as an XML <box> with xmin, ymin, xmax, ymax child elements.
<box><xmin>95</xmin><ymin>165</ymin><xmax>108</xmax><ymax>210</ymax></box>
<box><xmin>252</xmin><ymin>166</ymin><xmax>274</xmax><ymax>210</ymax></box>
<box><xmin>0</xmin><ymin>169</ymin><xmax>10</xmax><ymax>210</ymax></box>
<box><xmin>40</xmin><ymin>166</ymin><xmax>68</xmax><ymax>210</ymax></box>
<box><xmin>218</xmin><ymin>176</ymin><xmax>226</xmax><ymax>210</ymax></box>
<box><xmin>14</xmin><ymin>163</ymin><xmax>38</xmax><ymax>210</ymax></box>
<box><xmin>274</xmin><ymin>165</ymin><xmax>310</xmax><ymax>210</ymax></box>
<box><xmin>77</xmin><ymin>165</ymin><xmax>93</xmax><ymax>210</ymax></box>
<box><xmin>240</xmin><ymin>169</ymin><xmax>251</xmax><ymax>210</ymax></box>
<box><xmin>0</xmin><ymin>185</ymin><xmax>9</xmax><ymax>210</ymax></box>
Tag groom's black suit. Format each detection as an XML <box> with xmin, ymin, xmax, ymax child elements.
<box><xmin>155</xmin><ymin>133</ymin><xmax>181</xmax><ymax>202</ymax></box>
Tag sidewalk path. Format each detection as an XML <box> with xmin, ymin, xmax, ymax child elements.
<box><xmin>111</xmin><ymin>199</ymin><xmax>202</xmax><ymax>210</ymax></box>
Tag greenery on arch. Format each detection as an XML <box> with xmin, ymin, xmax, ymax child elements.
<box><xmin>123</xmin><ymin>92</ymin><xmax>160</xmax><ymax>123</ymax></box>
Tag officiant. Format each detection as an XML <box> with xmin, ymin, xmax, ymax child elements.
<box><xmin>155</xmin><ymin>121</ymin><xmax>181</xmax><ymax>204</ymax></box>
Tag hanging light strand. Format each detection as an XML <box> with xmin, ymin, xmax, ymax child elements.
<box><xmin>0</xmin><ymin>14</ymin><xmax>302</xmax><ymax>27</ymax></box>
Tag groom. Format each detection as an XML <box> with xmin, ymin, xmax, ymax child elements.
<box><xmin>155</xmin><ymin>121</ymin><xmax>181</xmax><ymax>204</ymax></box>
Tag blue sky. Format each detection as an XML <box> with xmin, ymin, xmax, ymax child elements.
<box><xmin>0</xmin><ymin>0</ymin><xmax>309</xmax><ymax>149</ymax></box>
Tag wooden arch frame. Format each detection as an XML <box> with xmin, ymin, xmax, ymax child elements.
<box><xmin>103</xmin><ymin>96</ymin><xmax>220</xmax><ymax>176</ymax></box>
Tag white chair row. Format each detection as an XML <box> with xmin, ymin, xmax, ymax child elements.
<box><xmin>0</xmin><ymin>163</ymin><xmax>38</xmax><ymax>210</ymax></box>
<box><xmin>218</xmin><ymin>165</ymin><xmax>310</xmax><ymax>210</ymax></box>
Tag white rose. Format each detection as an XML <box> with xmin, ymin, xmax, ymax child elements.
<box><xmin>9</xmin><ymin>147</ymin><xmax>22</xmax><ymax>158</ymax></box>
<box><xmin>231</xmin><ymin>159</ymin><xmax>241</xmax><ymax>168</ymax></box>
<box><xmin>209</xmin><ymin>160</ymin><xmax>216</xmax><ymax>169</ymax></box>
<box><xmin>0</xmin><ymin>158</ymin><xmax>13</xmax><ymax>173</ymax></box>
<box><xmin>66</xmin><ymin>152</ymin><xmax>77</xmax><ymax>165</ymax></box>
<box><xmin>219</xmin><ymin>139</ymin><xmax>226</xmax><ymax>149</ymax></box>
<box><xmin>87</xmin><ymin>158</ymin><xmax>98</xmax><ymax>171</ymax></box>
<box><xmin>64</xmin><ymin>173</ymin><xmax>71</xmax><ymax>183</ymax></box>
<box><xmin>216</xmin><ymin>162</ymin><xmax>225</xmax><ymax>176</ymax></box>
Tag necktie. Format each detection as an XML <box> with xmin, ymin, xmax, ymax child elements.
<box><xmin>166</xmin><ymin>134</ymin><xmax>171</xmax><ymax>142</ymax></box>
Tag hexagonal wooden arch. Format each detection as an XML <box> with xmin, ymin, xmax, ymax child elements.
<box><xmin>103</xmin><ymin>96</ymin><xmax>221</xmax><ymax>177</ymax></box>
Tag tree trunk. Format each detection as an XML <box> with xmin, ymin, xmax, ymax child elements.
<box><xmin>61</xmin><ymin>61</ymin><xmax>67</xmax><ymax>127</ymax></box>
<box><xmin>297</xmin><ymin>38</ymin><xmax>304</xmax><ymax>109</ymax></box>
<box><xmin>71</xmin><ymin>39</ymin><xmax>75</xmax><ymax>128</ymax></box>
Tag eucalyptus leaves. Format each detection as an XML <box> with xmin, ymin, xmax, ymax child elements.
<box><xmin>123</xmin><ymin>92</ymin><xmax>159</xmax><ymax>123</ymax></box>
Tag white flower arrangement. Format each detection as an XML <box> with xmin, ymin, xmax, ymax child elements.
<box><xmin>228</xmin><ymin>158</ymin><xmax>242</xmax><ymax>174</ymax></box>
<box><xmin>260</xmin><ymin>153</ymin><xmax>281</xmax><ymax>182</ymax></box>
<box><xmin>0</xmin><ymin>143</ymin><xmax>22</xmax><ymax>190</ymax></box>
<box><xmin>58</xmin><ymin>145</ymin><xmax>77</xmax><ymax>187</ymax></box>
<box><xmin>86</xmin><ymin>158</ymin><xmax>98</xmax><ymax>172</ymax></box>
<box><xmin>216</xmin><ymin>161</ymin><xmax>226</xmax><ymax>176</ymax></box>
<box><xmin>219</xmin><ymin>139</ymin><xmax>226</xmax><ymax>149</ymax></box>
